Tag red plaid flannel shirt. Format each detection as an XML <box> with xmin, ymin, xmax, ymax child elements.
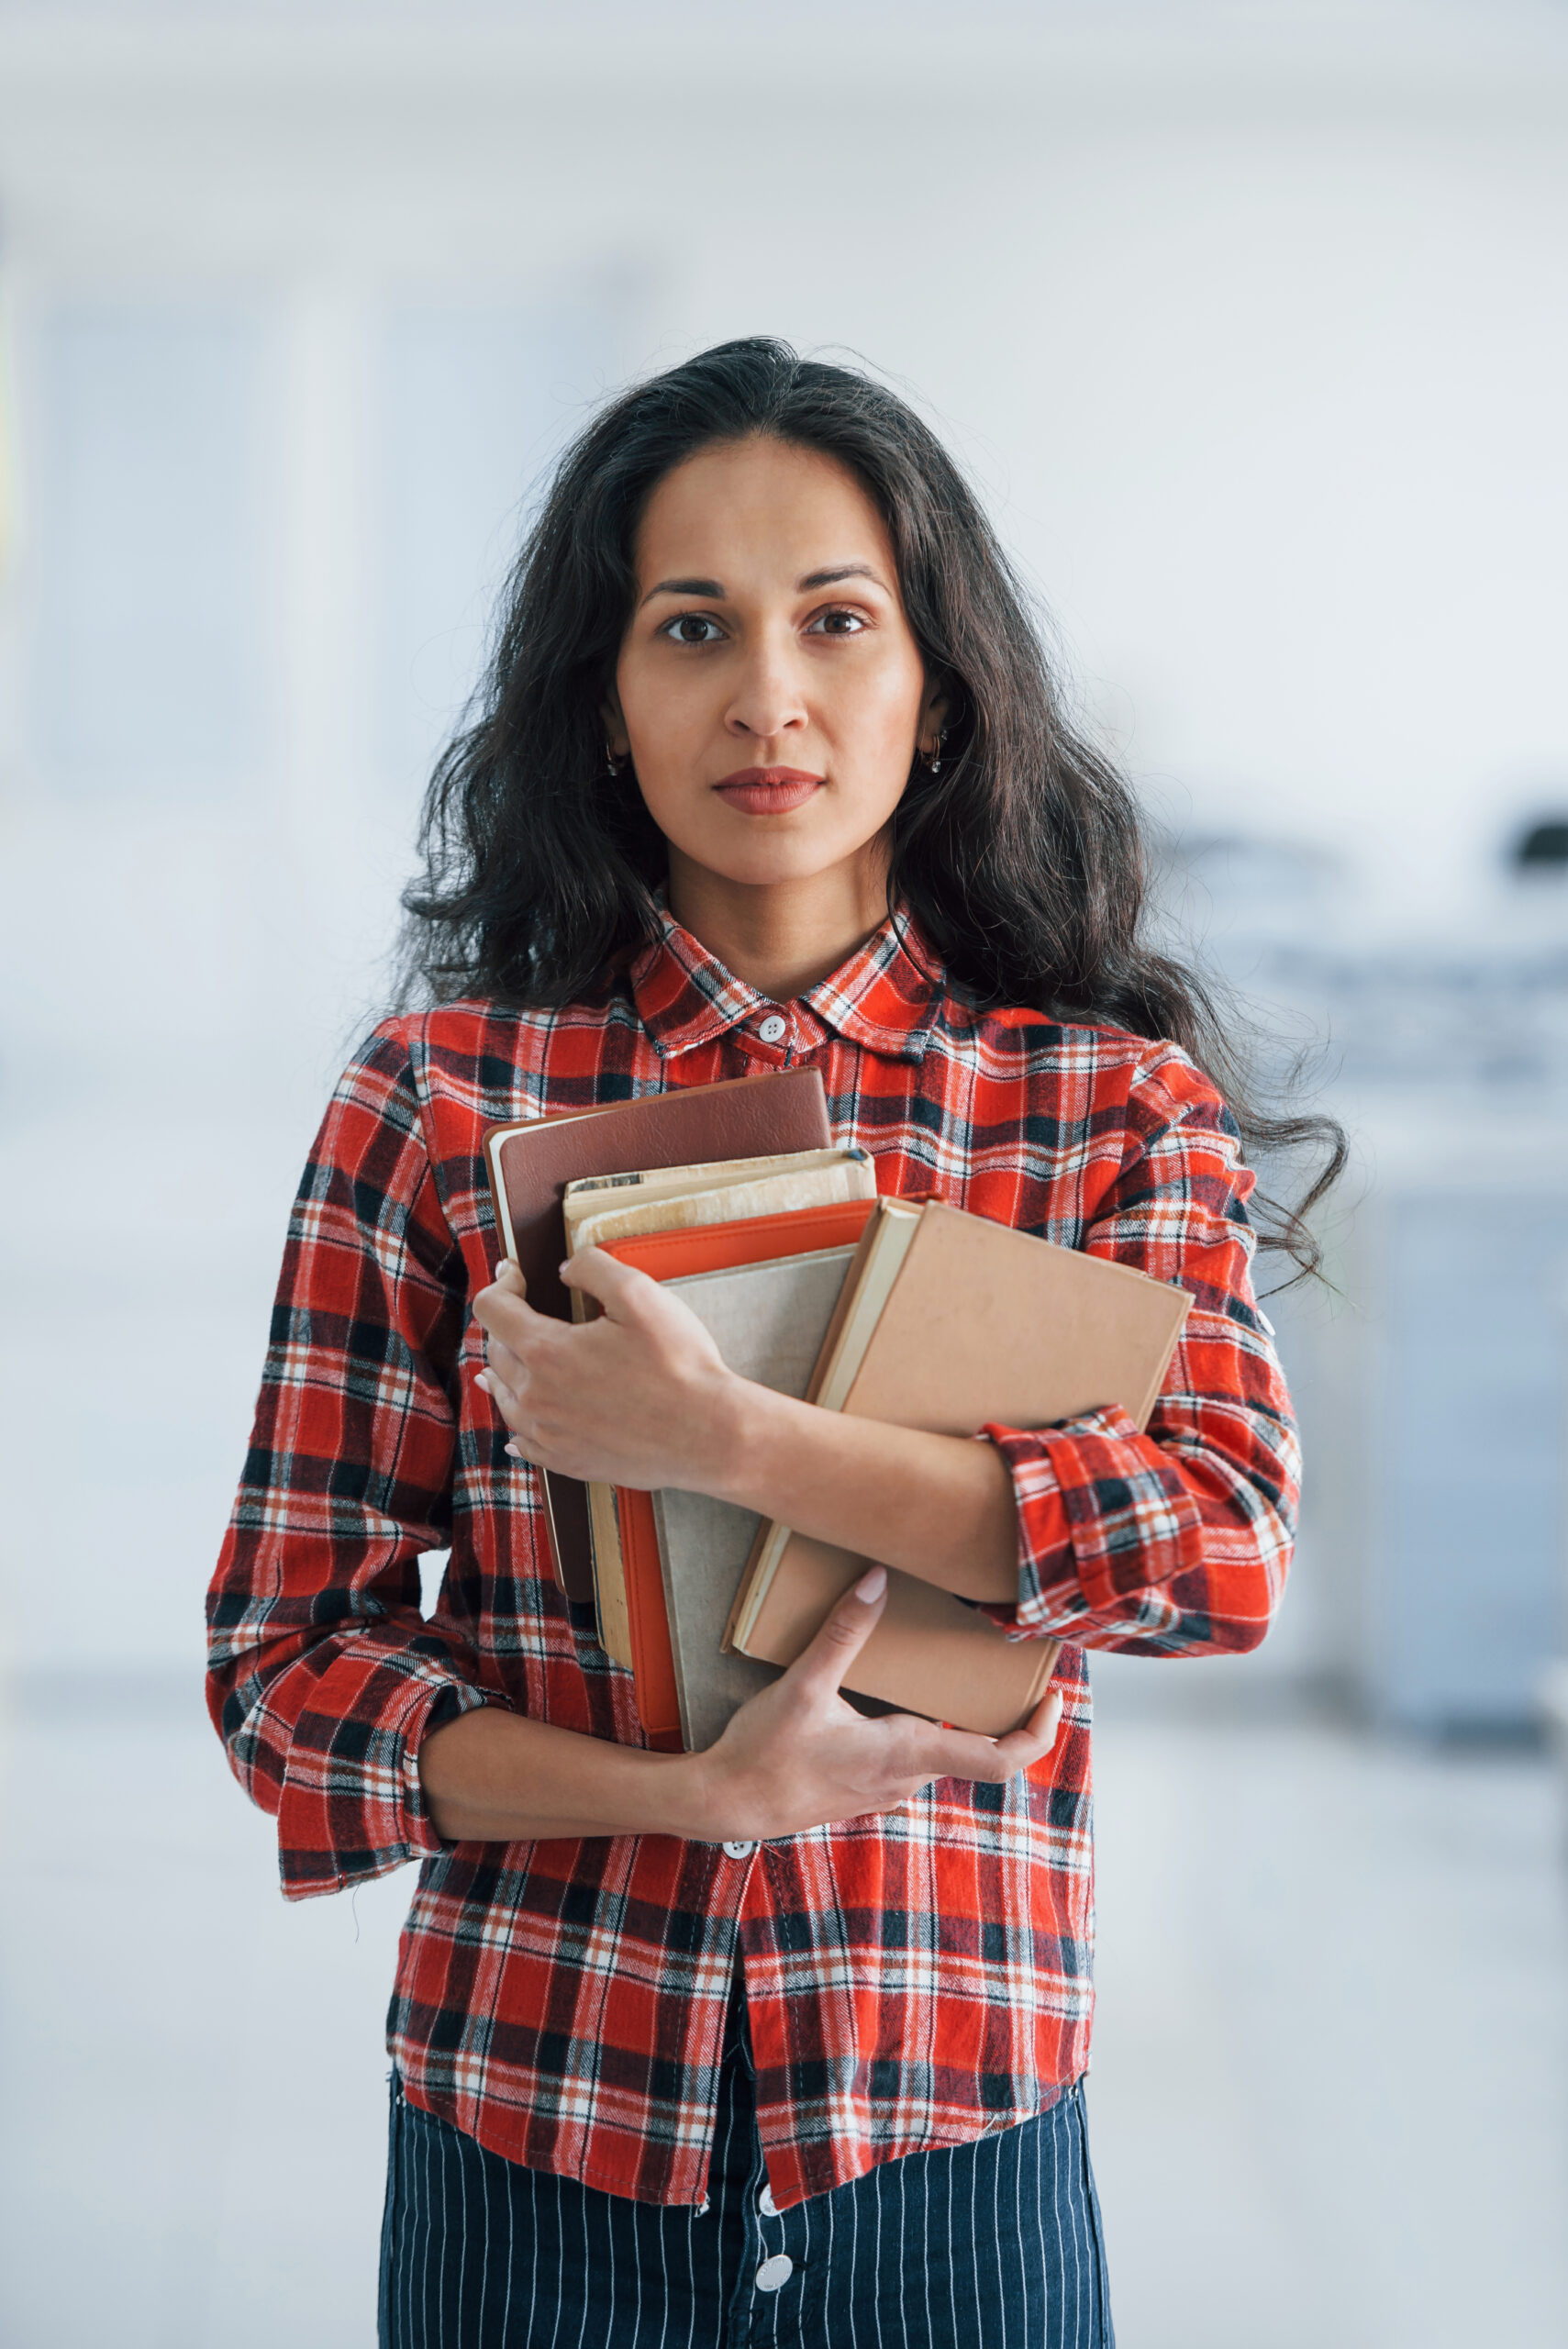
<box><xmin>207</xmin><ymin>907</ymin><xmax>1296</xmax><ymax>2210</ymax></box>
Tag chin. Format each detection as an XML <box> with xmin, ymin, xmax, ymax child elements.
<box><xmin>682</xmin><ymin>840</ymin><xmax>869</xmax><ymax>891</ymax></box>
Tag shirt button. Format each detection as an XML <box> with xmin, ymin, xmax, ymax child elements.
<box><xmin>758</xmin><ymin>2183</ymin><xmax>779</xmax><ymax>2217</ymax></box>
<box><xmin>722</xmin><ymin>1840</ymin><xmax>757</xmax><ymax>1859</ymax></box>
<box><xmin>756</xmin><ymin>1013</ymin><xmax>787</xmax><ymax>1044</ymax></box>
<box><xmin>755</xmin><ymin>2254</ymin><xmax>794</xmax><ymax>2293</ymax></box>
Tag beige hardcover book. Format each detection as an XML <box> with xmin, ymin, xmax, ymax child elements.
<box><xmin>563</xmin><ymin>1147</ymin><xmax>875</xmax><ymax>1252</ymax></box>
<box><xmin>563</xmin><ymin>1148</ymin><xmax>876</xmax><ymax>1674</ymax></box>
<box><xmin>728</xmin><ymin>1199</ymin><xmax>1192</xmax><ymax>1732</ymax></box>
<box><xmin>647</xmin><ymin>1245</ymin><xmax>858</xmax><ymax>1748</ymax></box>
<box><xmin>725</xmin><ymin>1198</ymin><xmax>924</xmax><ymax>1639</ymax></box>
<box><xmin>732</xmin><ymin>1541</ymin><xmax>1061</xmax><ymax>1734</ymax></box>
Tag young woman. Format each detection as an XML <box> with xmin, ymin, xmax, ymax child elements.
<box><xmin>207</xmin><ymin>339</ymin><xmax>1338</xmax><ymax>2347</ymax></box>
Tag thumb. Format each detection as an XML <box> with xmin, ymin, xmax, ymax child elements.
<box><xmin>560</xmin><ymin>1244</ymin><xmax>658</xmax><ymax>1323</ymax></box>
<box><xmin>784</xmin><ymin>1564</ymin><xmax>889</xmax><ymax>1700</ymax></box>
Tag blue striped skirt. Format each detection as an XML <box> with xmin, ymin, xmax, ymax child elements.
<box><xmin>379</xmin><ymin>1995</ymin><xmax>1114</xmax><ymax>2347</ymax></box>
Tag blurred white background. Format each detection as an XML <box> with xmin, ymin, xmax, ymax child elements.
<box><xmin>1</xmin><ymin>3</ymin><xmax>1565</xmax><ymax>2344</ymax></box>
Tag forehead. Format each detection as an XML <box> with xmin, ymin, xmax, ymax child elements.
<box><xmin>633</xmin><ymin>437</ymin><xmax>894</xmax><ymax>583</ymax></box>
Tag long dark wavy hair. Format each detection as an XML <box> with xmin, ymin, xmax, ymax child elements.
<box><xmin>401</xmin><ymin>337</ymin><xmax>1343</xmax><ymax>1280</ymax></box>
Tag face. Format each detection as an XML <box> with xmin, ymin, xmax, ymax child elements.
<box><xmin>606</xmin><ymin>436</ymin><xmax>944</xmax><ymax>899</ymax></box>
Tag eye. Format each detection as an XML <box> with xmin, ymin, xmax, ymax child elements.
<box><xmin>659</xmin><ymin>613</ymin><xmax>726</xmax><ymax>646</ymax></box>
<box><xmin>805</xmin><ymin>607</ymin><xmax>869</xmax><ymax>637</ymax></box>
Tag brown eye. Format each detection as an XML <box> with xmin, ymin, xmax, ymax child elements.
<box><xmin>806</xmin><ymin>608</ymin><xmax>868</xmax><ymax>637</ymax></box>
<box><xmin>661</xmin><ymin>613</ymin><xmax>725</xmax><ymax>645</ymax></box>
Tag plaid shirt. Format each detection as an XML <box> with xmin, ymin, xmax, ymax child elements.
<box><xmin>207</xmin><ymin>907</ymin><xmax>1296</xmax><ymax>2210</ymax></box>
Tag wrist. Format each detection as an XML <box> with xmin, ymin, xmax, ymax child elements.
<box><xmin>661</xmin><ymin>1744</ymin><xmax>742</xmax><ymax>1842</ymax></box>
<box><xmin>701</xmin><ymin>1372</ymin><xmax>795</xmax><ymax>1513</ymax></box>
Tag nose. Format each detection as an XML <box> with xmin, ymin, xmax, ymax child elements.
<box><xmin>724</xmin><ymin>627</ymin><xmax>809</xmax><ymax>743</ymax></box>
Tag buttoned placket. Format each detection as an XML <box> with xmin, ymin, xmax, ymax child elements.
<box><xmin>627</xmin><ymin>902</ymin><xmax>940</xmax><ymax>1072</ymax></box>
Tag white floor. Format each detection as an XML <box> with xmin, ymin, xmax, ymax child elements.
<box><xmin>1</xmin><ymin>1662</ymin><xmax>1563</xmax><ymax>2349</ymax></box>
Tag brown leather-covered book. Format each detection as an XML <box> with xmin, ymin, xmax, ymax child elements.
<box><xmin>726</xmin><ymin>1197</ymin><xmax>1193</xmax><ymax>1732</ymax></box>
<box><xmin>480</xmin><ymin>1069</ymin><xmax>832</xmax><ymax>1604</ymax></box>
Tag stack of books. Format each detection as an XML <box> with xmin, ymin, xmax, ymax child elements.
<box><xmin>484</xmin><ymin>1071</ymin><xmax>1190</xmax><ymax>1754</ymax></box>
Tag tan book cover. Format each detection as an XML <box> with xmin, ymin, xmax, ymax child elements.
<box><xmin>728</xmin><ymin>1199</ymin><xmax>1192</xmax><ymax>1732</ymax></box>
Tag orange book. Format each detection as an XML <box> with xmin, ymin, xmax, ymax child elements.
<box><xmin>596</xmin><ymin>1197</ymin><xmax>880</xmax><ymax>1751</ymax></box>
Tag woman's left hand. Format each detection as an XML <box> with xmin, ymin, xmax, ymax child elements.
<box><xmin>472</xmin><ymin>1253</ymin><xmax>745</xmax><ymax>1492</ymax></box>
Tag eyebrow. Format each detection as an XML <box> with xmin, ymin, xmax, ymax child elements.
<box><xmin>640</xmin><ymin>576</ymin><xmax>725</xmax><ymax>605</ymax></box>
<box><xmin>639</xmin><ymin>562</ymin><xmax>886</xmax><ymax>608</ymax></box>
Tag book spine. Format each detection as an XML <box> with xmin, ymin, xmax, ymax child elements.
<box><xmin>615</xmin><ymin>1486</ymin><xmax>684</xmax><ymax>1751</ymax></box>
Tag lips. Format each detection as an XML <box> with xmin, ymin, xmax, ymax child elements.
<box><xmin>713</xmin><ymin>767</ymin><xmax>824</xmax><ymax>815</ymax></box>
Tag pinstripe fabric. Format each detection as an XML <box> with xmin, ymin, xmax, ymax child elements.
<box><xmin>207</xmin><ymin>906</ymin><xmax>1296</xmax><ymax>2211</ymax></box>
<box><xmin>378</xmin><ymin>1991</ymin><xmax>1114</xmax><ymax>2346</ymax></box>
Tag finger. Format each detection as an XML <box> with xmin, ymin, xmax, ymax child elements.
<box><xmin>783</xmin><ymin>1564</ymin><xmax>890</xmax><ymax>1701</ymax></box>
<box><xmin>473</xmin><ymin>1280</ymin><xmax>550</xmax><ymax>1341</ymax></box>
<box><xmin>492</xmin><ymin>1258</ymin><xmax>527</xmax><ymax>1297</ymax></box>
<box><xmin>992</xmin><ymin>1687</ymin><xmax>1064</xmax><ymax>1766</ymax></box>
<box><xmin>924</xmin><ymin>1688</ymin><xmax>1064</xmax><ymax>1785</ymax></box>
<box><xmin>559</xmin><ymin>1245</ymin><xmax>662</xmax><ymax>1322</ymax></box>
<box><xmin>484</xmin><ymin>1335</ymin><xmax>528</xmax><ymax>1390</ymax></box>
<box><xmin>473</xmin><ymin>1365</ymin><xmax>517</xmax><ymax>1415</ymax></box>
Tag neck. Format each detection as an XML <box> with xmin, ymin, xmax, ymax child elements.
<box><xmin>666</xmin><ymin>842</ymin><xmax>892</xmax><ymax>1003</ymax></box>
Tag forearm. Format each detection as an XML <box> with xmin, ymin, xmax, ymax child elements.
<box><xmin>424</xmin><ymin>1576</ymin><xmax>1066</xmax><ymax>1848</ymax></box>
<box><xmin>474</xmin><ymin>1255</ymin><xmax>1023</xmax><ymax>1608</ymax></box>
<box><xmin>418</xmin><ymin>1704</ymin><xmax>717</xmax><ymax>1843</ymax></box>
<box><xmin>711</xmin><ymin>1381</ymin><xmax>1019</xmax><ymax>1603</ymax></box>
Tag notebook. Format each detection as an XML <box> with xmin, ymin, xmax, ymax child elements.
<box><xmin>725</xmin><ymin>1197</ymin><xmax>1193</xmax><ymax>1732</ymax></box>
<box><xmin>480</xmin><ymin>1068</ymin><xmax>831</xmax><ymax>1602</ymax></box>
<box><xmin>563</xmin><ymin>1146</ymin><xmax>878</xmax><ymax>1670</ymax></box>
<box><xmin>647</xmin><ymin>1246</ymin><xmax>862</xmax><ymax>1750</ymax></box>
<box><xmin>563</xmin><ymin>1145</ymin><xmax>876</xmax><ymax>1252</ymax></box>
<box><xmin>595</xmin><ymin>1197</ymin><xmax>882</xmax><ymax>1749</ymax></box>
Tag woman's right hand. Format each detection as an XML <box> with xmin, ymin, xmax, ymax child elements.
<box><xmin>686</xmin><ymin>1564</ymin><xmax>1063</xmax><ymax>1842</ymax></box>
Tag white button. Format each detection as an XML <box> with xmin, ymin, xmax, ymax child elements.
<box><xmin>756</xmin><ymin>1013</ymin><xmax>787</xmax><ymax>1044</ymax></box>
<box><xmin>758</xmin><ymin>2183</ymin><xmax>779</xmax><ymax>2217</ymax></box>
<box><xmin>755</xmin><ymin>2254</ymin><xmax>794</xmax><ymax>2293</ymax></box>
<box><xmin>722</xmin><ymin>1840</ymin><xmax>757</xmax><ymax>1859</ymax></box>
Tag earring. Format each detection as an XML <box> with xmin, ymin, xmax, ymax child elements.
<box><xmin>605</xmin><ymin>743</ymin><xmax>621</xmax><ymax>776</ymax></box>
<box><xmin>925</xmin><ymin>729</ymin><xmax>947</xmax><ymax>776</ymax></box>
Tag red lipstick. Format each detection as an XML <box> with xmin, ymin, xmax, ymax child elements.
<box><xmin>713</xmin><ymin>766</ymin><xmax>824</xmax><ymax>814</ymax></box>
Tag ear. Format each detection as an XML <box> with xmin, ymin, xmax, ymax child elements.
<box><xmin>600</xmin><ymin>684</ymin><xmax>630</xmax><ymax>762</ymax></box>
<box><xmin>918</xmin><ymin>677</ymin><xmax>951</xmax><ymax>759</ymax></box>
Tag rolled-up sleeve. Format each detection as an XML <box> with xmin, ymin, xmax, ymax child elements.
<box><xmin>206</xmin><ymin>1022</ymin><xmax>498</xmax><ymax>1898</ymax></box>
<box><xmin>981</xmin><ymin>1045</ymin><xmax>1299</xmax><ymax>1657</ymax></box>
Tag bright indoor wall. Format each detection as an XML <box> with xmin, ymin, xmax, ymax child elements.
<box><xmin>2</xmin><ymin>5</ymin><xmax>1566</xmax><ymax>1674</ymax></box>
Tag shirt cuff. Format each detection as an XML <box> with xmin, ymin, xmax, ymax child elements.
<box><xmin>275</xmin><ymin>1644</ymin><xmax>501</xmax><ymax>1898</ymax></box>
<box><xmin>983</xmin><ymin>1406</ymin><xmax>1151</xmax><ymax>1639</ymax></box>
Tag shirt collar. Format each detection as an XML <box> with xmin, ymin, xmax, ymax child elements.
<box><xmin>628</xmin><ymin>901</ymin><xmax>942</xmax><ymax>1063</ymax></box>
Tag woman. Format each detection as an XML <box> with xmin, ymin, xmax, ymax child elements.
<box><xmin>207</xmin><ymin>338</ymin><xmax>1339</xmax><ymax>2346</ymax></box>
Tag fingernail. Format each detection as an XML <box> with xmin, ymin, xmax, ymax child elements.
<box><xmin>474</xmin><ymin>1370</ymin><xmax>494</xmax><ymax>1394</ymax></box>
<box><xmin>504</xmin><ymin>1441</ymin><xmax>521</xmax><ymax>1459</ymax></box>
<box><xmin>853</xmin><ymin>1565</ymin><xmax>886</xmax><ymax>1603</ymax></box>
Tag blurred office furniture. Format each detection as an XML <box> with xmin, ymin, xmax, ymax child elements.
<box><xmin>1312</xmin><ymin>951</ymin><xmax>1568</xmax><ymax>1732</ymax></box>
<box><xmin>1166</xmin><ymin>837</ymin><xmax>1568</xmax><ymax>1734</ymax></box>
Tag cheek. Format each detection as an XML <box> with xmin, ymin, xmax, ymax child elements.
<box><xmin>826</xmin><ymin>648</ymin><xmax>928</xmax><ymax>764</ymax></box>
<box><xmin>617</xmin><ymin>647</ymin><xmax>707</xmax><ymax>750</ymax></box>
